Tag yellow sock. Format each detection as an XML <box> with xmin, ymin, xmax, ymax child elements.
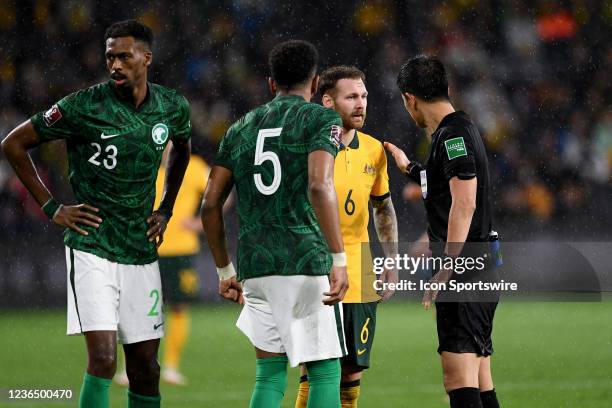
<box><xmin>163</xmin><ymin>309</ymin><xmax>189</xmax><ymax>369</ymax></box>
<box><xmin>340</xmin><ymin>380</ymin><xmax>361</xmax><ymax>408</ymax></box>
<box><xmin>294</xmin><ymin>375</ymin><xmax>309</xmax><ymax>408</ymax></box>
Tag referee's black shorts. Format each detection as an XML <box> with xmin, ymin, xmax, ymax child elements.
<box><xmin>435</xmin><ymin>300</ymin><xmax>498</xmax><ymax>356</ymax></box>
<box><xmin>435</xmin><ymin>261</ymin><xmax>500</xmax><ymax>357</ymax></box>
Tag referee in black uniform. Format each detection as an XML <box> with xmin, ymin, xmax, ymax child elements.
<box><xmin>385</xmin><ymin>56</ymin><xmax>501</xmax><ymax>408</ymax></box>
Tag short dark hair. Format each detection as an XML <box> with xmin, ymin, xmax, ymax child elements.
<box><xmin>104</xmin><ymin>20</ymin><xmax>153</xmax><ymax>48</ymax></box>
<box><xmin>268</xmin><ymin>40</ymin><xmax>318</xmax><ymax>88</ymax></box>
<box><xmin>318</xmin><ymin>65</ymin><xmax>366</xmax><ymax>95</ymax></box>
<box><xmin>397</xmin><ymin>55</ymin><xmax>449</xmax><ymax>101</ymax></box>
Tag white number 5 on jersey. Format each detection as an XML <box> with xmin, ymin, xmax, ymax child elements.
<box><xmin>254</xmin><ymin>128</ymin><xmax>282</xmax><ymax>195</ymax></box>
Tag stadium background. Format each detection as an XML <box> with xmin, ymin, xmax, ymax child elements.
<box><xmin>0</xmin><ymin>0</ymin><xmax>610</xmax><ymax>407</ymax></box>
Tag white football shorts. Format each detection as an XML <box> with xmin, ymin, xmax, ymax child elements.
<box><xmin>65</xmin><ymin>246</ymin><xmax>164</xmax><ymax>344</ymax></box>
<box><xmin>236</xmin><ymin>274</ymin><xmax>347</xmax><ymax>367</ymax></box>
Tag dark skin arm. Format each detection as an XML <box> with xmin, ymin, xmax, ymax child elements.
<box><xmin>308</xmin><ymin>150</ymin><xmax>348</xmax><ymax>305</ymax></box>
<box><xmin>147</xmin><ymin>138</ymin><xmax>191</xmax><ymax>247</ymax></box>
<box><xmin>201</xmin><ymin>165</ymin><xmax>243</xmax><ymax>304</ymax></box>
<box><xmin>1</xmin><ymin>120</ymin><xmax>102</xmax><ymax>235</ymax></box>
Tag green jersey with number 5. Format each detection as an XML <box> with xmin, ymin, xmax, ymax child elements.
<box><xmin>31</xmin><ymin>80</ymin><xmax>191</xmax><ymax>264</ymax></box>
<box><xmin>216</xmin><ymin>94</ymin><xmax>342</xmax><ymax>280</ymax></box>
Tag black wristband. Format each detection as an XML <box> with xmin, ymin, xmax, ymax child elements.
<box><xmin>405</xmin><ymin>161</ymin><xmax>423</xmax><ymax>184</ymax></box>
<box><xmin>41</xmin><ymin>198</ymin><xmax>61</xmax><ymax>220</ymax></box>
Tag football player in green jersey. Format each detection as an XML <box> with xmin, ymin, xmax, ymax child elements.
<box><xmin>202</xmin><ymin>40</ymin><xmax>349</xmax><ymax>408</ymax></box>
<box><xmin>1</xmin><ymin>20</ymin><xmax>190</xmax><ymax>408</ymax></box>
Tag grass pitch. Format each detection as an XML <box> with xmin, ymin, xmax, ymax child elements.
<box><xmin>1</xmin><ymin>301</ymin><xmax>611</xmax><ymax>407</ymax></box>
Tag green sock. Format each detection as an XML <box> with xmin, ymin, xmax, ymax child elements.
<box><xmin>249</xmin><ymin>356</ymin><xmax>288</xmax><ymax>408</ymax></box>
<box><xmin>79</xmin><ymin>373</ymin><xmax>111</xmax><ymax>408</ymax></box>
<box><xmin>128</xmin><ymin>390</ymin><xmax>161</xmax><ymax>408</ymax></box>
<box><xmin>305</xmin><ymin>358</ymin><xmax>341</xmax><ymax>408</ymax></box>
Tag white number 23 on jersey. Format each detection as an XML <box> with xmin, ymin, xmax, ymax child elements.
<box><xmin>88</xmin><ymin>142</ymin><xmax>118</xmax><ymax>170</ymax></box>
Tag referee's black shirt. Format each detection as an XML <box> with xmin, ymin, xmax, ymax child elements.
<box><xmin>420</xmin><ymin>111</ymin><xmax>491</xmax><ymax>244</ymax></box>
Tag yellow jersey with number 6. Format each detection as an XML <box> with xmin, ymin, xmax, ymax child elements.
<box><xmin>334</xmin><ymin>131</ymin><xmax>390</xmax><ymax>303</ymax></box>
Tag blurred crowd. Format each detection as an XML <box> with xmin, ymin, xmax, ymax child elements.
<box><xmin>0</xmin><ymin>0</ymin><xmax>610</xmax><ymax>240</ymax></box>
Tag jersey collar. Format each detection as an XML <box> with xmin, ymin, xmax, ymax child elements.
<box><xmin>273</xmin><ymin>94</ymin><xmax>305</xmax><ymax>102</ymax></box>
<box><xmin>436</xmin><ymin>111</ymin><xmax>465</xmax><ymax>132</ymax></box>
<box><xmin>107</xmin><ymin>80</ymin><xmax>153</xmax><ymax>112</ymax></box>
<box><xmin>342</xmin><ymin>130</ymin><xmax>360</xmax><ymax>149</ymax></box>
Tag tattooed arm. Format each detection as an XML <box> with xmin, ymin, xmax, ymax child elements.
<box><xmin>372</xmin><ymin>196</ymin><xmax>399</xmax><ymax>301</ymax></box>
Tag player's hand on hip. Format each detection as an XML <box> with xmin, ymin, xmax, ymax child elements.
<box><xmin>53</xmin><ymin>203</ymin><xmax>102</xmax><ymax>236</ymax></box>
<box><xmin>219</xmin><ymin>276</ymin><xmax>243</xmax><ymax>304</ymax></box>
<box><xmin>378</xmin><ymin>267</ymin><xmax>398</xmax><ymax>302</ymax></box>
<box><xmin>146</xmin><ymin>211</ymin><xmax>169</xmax><ymax>248</ymax></box>
<box><xmin>383</xmin><ymin>142</ymin><xmax>411</xmax><ymax>173</ymax></box>
<box><xmin>323</xmin><ymin>265</ymin><xmax>348</xmax><ymax>305</ymax></box>
<box><xmin>422</xmin><ymin>267</ymin><xmax>453</xmax><ymax>310</ymax></box>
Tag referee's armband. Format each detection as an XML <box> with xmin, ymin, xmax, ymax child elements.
<box><xmin>404</xmin><ymin>161</ymin><xmax>423</xmax><ymax>184</ymax></box>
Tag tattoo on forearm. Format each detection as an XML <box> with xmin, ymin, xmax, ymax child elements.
<box><xmin>372</xmin><ymin>197</ymin><xmax>398</xmax><ymax>256</ymax></box>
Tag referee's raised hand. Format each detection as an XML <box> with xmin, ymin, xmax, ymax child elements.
<box><xmin>384</xmin><ymin>141</ymin><xmax>411</xmax><ymax>173</ymax></box>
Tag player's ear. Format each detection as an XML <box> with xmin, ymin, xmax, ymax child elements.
<box><xmin>144</xmin><ymin>51</ymin><xmax>152</xmax><ymax>67</ymax></box>
<box><xmin>321</xmin><ymin>93</ymin><xmax>334</xmax><ymax>108</ymax></box>
<box><xmin>404</xmin><ymin>93</ymin><xmax>417</xmax><ymax>110</ymax></box>
<box><xmin>401</xmin><ymin>93</ymin><xmax>410</xmax><ymax>111</ymax></box>
<box><xmin>310</xmin><ymin>75</ymin><xmax>319</xmax><ymax>96</ymax></box>
<box><xmin>268</xmin><ymin>78</ymin><xmax>277</xmax><ymax>95</ymax></box>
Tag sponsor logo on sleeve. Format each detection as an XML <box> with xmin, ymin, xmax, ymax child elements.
<box><xmin>330</xmin><ymin>125</ymin><xmax>342</xmax><ymax>149</ymax></box>
<box><xmin>444</xmin><ymin>137</ymin><xmax>468</xmax><ymax>160</ymax></box>
<box><xmin>43</xmin><ymin>104</ymin><xmax>62</xmax><ymax>127</ymax></box>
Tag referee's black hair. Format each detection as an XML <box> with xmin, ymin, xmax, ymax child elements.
<box><xmin>397</xmin><ymin>55</ymin><xmax>449</xmax><ymax>101</ymax></box>
<box><xmin>269</xmin><ymin>40</ymin><xmax>318</xmax><ymax>89</ymax></box>
<box><xmin>104</xmin><ymin>20</ymin><xmax>153</xmax><ymax>49</ymax></box>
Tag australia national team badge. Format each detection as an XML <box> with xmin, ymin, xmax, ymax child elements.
<box><xmin>420</xmin><ymin>169</ymin><xmax>428</xmax><ymax>199</ymax></box>
<box><xmin>330</xmin><ymin>125</ymin><xmax>342</xmax><ymax>149</ymax></box>
<box><xmin>152</xmin><ymin>123</ymin><xmax>169</xmax><ymax>144</ymax></box>
<box><xmin>363</xmin><ymin>163</ymin><xmax>376</xmax><ymax>176</ymax></box>
<box><xmin>43</xmin><ymin>104</ymin><xmax>62</xmax><ymax>127</ymax></box>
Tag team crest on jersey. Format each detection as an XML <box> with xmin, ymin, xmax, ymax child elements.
<box><xmin>363</xmin><ymin>163</ymin><xmax>376</xmax><ymax>176</ymax></box>
<box><xmin>330</xmin><ymin>125</ymin><xmax>342</xmax><ymax>149</ymax></box>
<box><xmin>43</xmin><ymin>104</ymin><xmax>62</xmax><ymax>127</ymax></box>
<box><xmin>152</xmin><ymin>123</ymin><xmax>169</xmax><ymax>144</ymax></box>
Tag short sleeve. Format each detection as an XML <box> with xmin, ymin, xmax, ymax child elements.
<box><xmin>371</xmin><ymin>142</ymin><xmax>390</xmax><ymax>200</ymax></box>
<box><xmin>308</xmin><ymin>106</ymin><xmax>343</xmax><ymax>157</ymax></box>
<box><xmin>440</xmin><ymin>133</ymin><xmax>476</xmax><ymax>180</ymax></box>
<box><xmin>30</xmin><ymin>94</ymin><xmax>81</xmax><ymax>142</ymax></box>
<box><xmin>215</xmin><ymin>126</ymin><xmax>235</xmax><ymax>171</ymax></box>
<box><xmin>171</xmin><ymin>95</ymin><xmax>191</xmax><ymax>142</ymax></box>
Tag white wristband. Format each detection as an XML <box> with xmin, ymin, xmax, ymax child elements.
<box><xmin>331</xmin><ymin>252</ymin><xmax>347</xmax><ymax>267</ymax></box>
<box><xmin>216</xmin><ymin>262</ymin><xmax>237</xmax><ymax>281</ymax></box>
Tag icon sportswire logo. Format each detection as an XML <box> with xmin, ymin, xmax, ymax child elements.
<box><xmin>100</xmin><ymin>132</ymin><xmax>121</xmax><ymax>139</ymax></box>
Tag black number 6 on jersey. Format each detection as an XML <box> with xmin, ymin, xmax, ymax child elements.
<box><xmin>344</xmin><ymin>189</ymin><xmax>355</xmax><ymax>216</ymax></box>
